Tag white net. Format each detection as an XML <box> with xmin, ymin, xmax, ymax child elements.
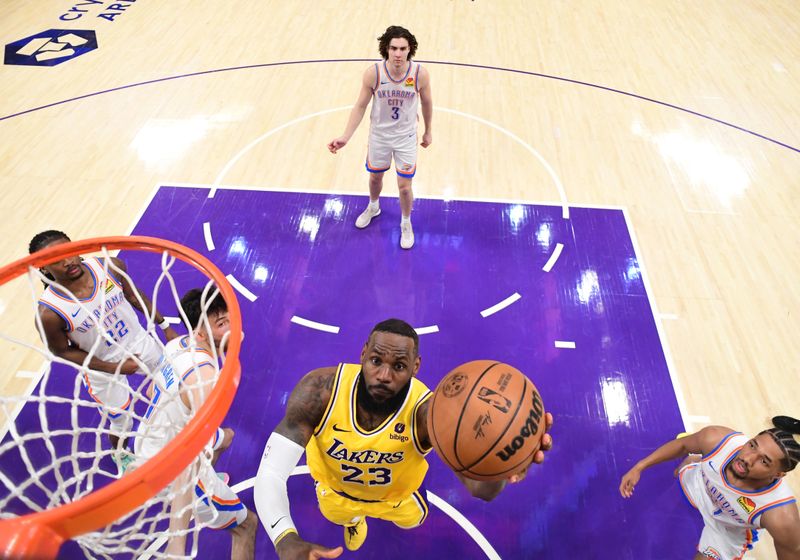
<box><xmin>0</xmin><ymin>242</ymin><xmax>237</xmax><ymax>559</ymax></box>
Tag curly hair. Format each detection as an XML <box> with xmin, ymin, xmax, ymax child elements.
<box><xmin>377</xmin><ymin>26</ymin><xmax>417</xmax><ymax>60</ymax></box>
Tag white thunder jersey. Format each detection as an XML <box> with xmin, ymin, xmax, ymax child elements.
<box><xmin>679</xmin><ymin>432</ymin><xmax>797</xmax><ymax>531</ymax></box>
<box><xmin>369</xmin><ymin>60</ymin><xmax>421</xmax><ymax>139</ymax></box>
<box><xmin>135</xmin><ymin>335</ymin><xmax>214</xmax><ymax>461</ymax></box>
<box><xmin>38</xmin><ymin>257</ymin><xmax>162</xmax><ymax>389</ymax></box>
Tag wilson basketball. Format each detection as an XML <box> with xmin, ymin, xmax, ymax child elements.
<box><xmin>427</xmin><ymin>360</ymin><xmax>546</xmax><ymax>481</ymax></box>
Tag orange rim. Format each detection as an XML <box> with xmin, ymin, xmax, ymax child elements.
<box><xmin>0</xmin><ymin>236</ymin><xmax>242</xmax><ymax>559</ymax></box>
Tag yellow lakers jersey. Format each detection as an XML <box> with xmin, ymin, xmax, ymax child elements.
<box><xmin>305</xmin><ymin>363</ymin><xmax>432</xmax><ymax>502</ymax></box>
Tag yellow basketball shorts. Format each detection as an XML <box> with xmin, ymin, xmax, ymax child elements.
<box><xmin>315</xmin><ymin>482</ymin><xmax>429</xmax><ymax>529</ymax></box>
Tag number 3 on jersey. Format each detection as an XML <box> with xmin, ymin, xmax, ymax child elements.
<box><xmin>391</xmin><ymin>106</ymin><xmax>400</xmax><ymax>120</ymax></box>
<box><xmin>341</xmin><ymin>464</ymin><xmax>392</xmax><ymax>486</ymax></box>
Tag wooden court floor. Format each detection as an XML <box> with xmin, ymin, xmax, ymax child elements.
<box><xmin>1</xmin><ymin>2</ymin><xmax>799</xmax><ymax>558</ymax></box>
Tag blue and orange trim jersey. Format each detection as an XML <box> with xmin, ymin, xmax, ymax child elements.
<box><xmin>134</xmin><ymin>335</ymin><xmax>216</xmax><ymax>461</ymax></box>
<box><xmin>37</xmin><ymin>257</ymin><xmax>147</xmax><ymax>363</ymax></box>
<box><xmin>680</xmin><ymin>432</ymin><xmax>796</xmax><ymax>530</ymax></box>
<box><xmin>305</xmin><ymin>363</ymin><xmax>432</xmax><ymax>503</ymax></box>
<box><xmin>368</xmin><ymin>60</ymin><xmax>422</xmax><ymax>138</ymax></box>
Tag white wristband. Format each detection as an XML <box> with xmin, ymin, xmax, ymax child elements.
<box><xmin>158</xmin><ymin>319</ymin><xmax>170</xmax><ymax>330</ymax></box>
<box><xmin>254</xmin><ymin>432</ymin><xmax>305</xmax><ymax>547</ymax></box>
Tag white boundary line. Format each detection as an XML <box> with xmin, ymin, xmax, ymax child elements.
<box><xmin>426</xmin><ymin>491</ymin><xmax>501</xmax><ymax>560</ymax></box>
<box><xmin>621</xmin><ymin>207</ymin><xmax>690</xmax><ymax>428</ymax></box>
<box><xmin>157</xmin><ymin>181</ymin><xmax>630</xmax><ymax>212</ymax></box>
<box><xmin>542</xmin><ymin>243</ymin><xmax>564</xmax><ymax>272</ymax></box>
<box><xmin>203</xmin><ymin>222</ymin><xmax>215</xmax><ymax>251</ymax></box>
<box><xmin>554</xmin><ymin>341</ymin><xmax>576</xmax><ymax>349</ymax></box>
<box><xmin>223</xmin><ymin>468</ymin><xmax>501</xmax><ymax>560</ymax></box>
<box><xmin>225</xmin><ymin>274</ymin><xmax>258</xmax><ymax>302</ymax></box>
<box><xmin>437</xmin><ymin>106</ymin><xmax>569</xmax><ymax>219</ymax></box>
<box><xmin>414</xmin><ymin>325</ymin><xmax>440</xmax><ymax>335</ymax></box>
<box><xmin>203</xmin><ymin>104</ymin><xmax>569</xmax><ymax>221</ymax></box>
<box><xmin>124</xmin><ymin>182</ymin><xmax>163</xmax><ymax>236</ymax></box>
<box><xmin>208</xmin><ymin>106</ymin><xmax>352</xmax><ymax>198</ymax></box>
<box><xmin>0</xmin><ymin>364</ymin><xmax>48</xmax><ymax>443</ymax></box>
<box><xmin>291</xmin><ymin>315</ymin><xmax>340</xmax><ymax>334</ymax></box>
<box><xmin>480</xmin><ymin>293</ymin><xmax>521</xmax><ymax>318</ymax></box>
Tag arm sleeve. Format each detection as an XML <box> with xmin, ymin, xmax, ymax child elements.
<box><xmin>253</xmin><ymin>432</ymin><xmax>306</xmax><ymax>546</ymax></box>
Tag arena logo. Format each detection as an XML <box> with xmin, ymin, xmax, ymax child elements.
<box><xmin>4</xmin><ymin>29</ymin><xmax>98</xmax><ymax>67</ymax></box>
<box><xmin>4</xmin><ymin>1</ymin><xmax>142</xmax><ymax>67</ymax></box>
<box><xmin>59</xmin><ymin>0</ymin><xmax>140</xmax><ymax>23</ymax></box>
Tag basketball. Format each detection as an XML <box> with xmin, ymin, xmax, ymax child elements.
<box><xmin>427</xmin><ymin>360</ymin><xmax>546</xmax><ymax>481</ymax></box>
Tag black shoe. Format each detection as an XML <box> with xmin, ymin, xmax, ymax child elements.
<box><xmin>772</xmin><ymin>416</ymin><xmax>800</xmax><ymax>434</ymax></box>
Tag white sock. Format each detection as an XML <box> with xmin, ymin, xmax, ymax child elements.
<box><xmin>368</xmin><ymin>199</ymin><xmax>379</xmax><ymax>210</ymax></box>
<box><xmin>401</xmin><ymin>215</ymin><xmax>411</xmax><ymax>225</ymax></box>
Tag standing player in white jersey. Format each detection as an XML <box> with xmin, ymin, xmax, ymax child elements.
<box><xmin>620</xmin><ymin>418</ymin><xmax>800</xmax><ymax>559</ymax></box>
<box><xmin>134</xmin><ymin>288</ymin><xmax>257</xmax><ymax>560</ymax></box>
<box><xmin>328</xmin><ymin>26</ymin><xmax>433</xmax><ymax>250</ymax></box>
<box><xmin>29</xmin><ymin>230</ymin><xmax>177</xmax><ymax>470</ymax></box>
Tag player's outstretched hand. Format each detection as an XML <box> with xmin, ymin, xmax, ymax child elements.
<box><xmin>619</xmin><ymin>466</ymin><xmax>641</xmax><ymax>498</ymax></box>
<box><xmin>276</xmin><ymin>533</ymin><xmax>343</xmax><ymax>560</ymax></box>
<box><xmin>508</xmin><ymin>412</ymin><xmax>554</xmax><ymax>483</ymax></box>
<box><xmin>327</xmin><ymin>137</ymin><xmax>348</xmax><ymax>154</ymax></box>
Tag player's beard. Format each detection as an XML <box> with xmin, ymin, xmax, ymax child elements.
<box><xmin>357</xmin><ymin>371</ymin><xmax>410</xmax><ymax>416</ymax></box>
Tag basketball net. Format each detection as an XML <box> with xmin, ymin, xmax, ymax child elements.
<box><xmin>0</xmin><ymin>237</ymin><xmax>242</xmax><ymax>559</ymax></box>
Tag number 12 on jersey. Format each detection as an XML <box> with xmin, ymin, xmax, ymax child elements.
<box><xmin>104</xmin><ymin>319</ymin><xmax>129</xmax><ymax>346</ymax></box>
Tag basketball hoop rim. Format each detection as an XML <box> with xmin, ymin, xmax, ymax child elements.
<box><xmin>0</xmin><ymin>236</ymin><xmax>242</xmax><ymax>557</ymax></box>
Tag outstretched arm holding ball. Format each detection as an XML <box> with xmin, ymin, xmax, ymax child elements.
<box><xmin>416</xmin><ymin>360</ymin><xmax>554</xmax><ymax>502</ymax></box>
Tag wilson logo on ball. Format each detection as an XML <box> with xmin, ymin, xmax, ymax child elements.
<box><xmin>495</xmin><ymin>391</ymin><xmax>544</xmax><ymax>462</ymax></box>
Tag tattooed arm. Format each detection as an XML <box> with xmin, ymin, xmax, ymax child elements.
<box><xmin>275</xmin><ymin>367</ymin><xmax>337</xmax><ymax>446</ymax></box>
<box><xmin>415</xmin><ymin>400</ymin><xmax>554</xmax><ymax>502</ymax></box>
<box><xmin>255</xmin><ymin>367</ymin><xmax>343</xmax><ymax>560</ymax></box>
